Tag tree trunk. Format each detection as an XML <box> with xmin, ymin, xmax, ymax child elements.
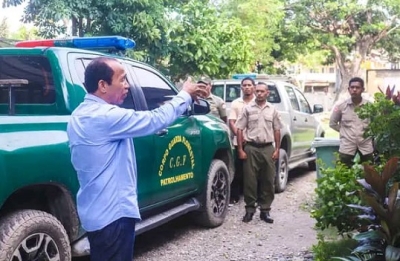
<box><xmin>332</xmin><ymin>40</ymin><xmax>371</xmax><ymax>103</ymax></box>
<box><xmin>71</xmin><ymin>16</ymin><xmax>78</xmax><ymax>36</ymax></box>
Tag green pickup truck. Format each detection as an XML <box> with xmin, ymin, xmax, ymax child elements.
<box><xmin>0</xmin><ymin>36</ymin><xmax>234</xmax><ymax>260</ymax></box>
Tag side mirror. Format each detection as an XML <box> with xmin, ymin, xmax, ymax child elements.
<box><xmin>192</xmin><ymin>98</ymin><xmax>211</xmax><ymax>115</ymax></box>
<box><xmin>313</xmin><ymin>104</ymin><xmax>324</xmax><ymax>113</ymax></box>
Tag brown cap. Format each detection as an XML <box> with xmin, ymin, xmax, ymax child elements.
<box><xmin>197</xmin><ymin>75</ymin><xmax>212</xmax><ymax>85</ymax></box>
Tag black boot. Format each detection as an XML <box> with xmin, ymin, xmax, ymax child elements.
<box><xmin>242</xmin><ymin>212</ymin><xmax>254</xmax><ymax>223</ymax></box>
<box><xmin>260</xmin><ymin>212</ymin><xmax>274</xmax><ymax>223</ymax></box>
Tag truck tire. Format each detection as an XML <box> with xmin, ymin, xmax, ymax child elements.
<box><xmin>0</xmin><ymin>209</ymin><xmax>71</xmax><ymax>261</ymax></box>
<box><xmin>194</xmin><ymin>159</ymin><xmax>230</xmax><ymax>228</ymax></box>
<box><xmin>275</xmin><ymin>149</ymin><xmax>288</xmax><ymax>193</ymax></box>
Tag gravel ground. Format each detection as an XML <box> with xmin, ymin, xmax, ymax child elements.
<box><xmin>132</xmin><ymin>166</ymin><xmax>318</xmax><ymax>261</ymax></box>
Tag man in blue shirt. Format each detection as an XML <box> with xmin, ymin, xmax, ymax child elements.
<box><xmin>67</xmin><ymin>57</ymin><xmax>204</xmax><ymax>261</ymax></box>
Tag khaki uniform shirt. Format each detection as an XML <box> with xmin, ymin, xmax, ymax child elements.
<box><xmin>329</xmin><ymin>98</ymin><xmax>373</xmax><ymax>155</ymax></box>
<box><xmin>228</xmin><ymin>97</ymin><xmax>254</xmax><ymax>145</ymax></box>
<box><xmin>206</xmin><ymin>94</ymin><xmax>226</xmax><ymax>119</ymax></box>
<box><xmin>235</xmin><ymin>101</ymin><xmax>282</xmax><ymax>144</ymax></box>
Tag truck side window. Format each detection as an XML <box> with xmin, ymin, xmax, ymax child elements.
<box><xmin>0</xmin><ymin>55</ymin><xmax>55</xmax><ymax>104</ymax></box>
<box><xmin>284</xmin><ymin>86</ymin><xmax>300</xmax><ymax>111</ymax></box>
<box><xmin>294</xmin><ymin>89</ymin><xmax>312</xmax><ymax>114</ymax></box>
<box><xmin>131</xmin><ymin>67</ymin><xmax>176</xmax><ymax>110</ymax></box>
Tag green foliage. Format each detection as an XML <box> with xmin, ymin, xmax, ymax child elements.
<box><xmin>3</xmin><ymin>0</ymin><xmax>258</xmax><ymax>81</ymax></box>
<box><xmin>166</xmin><ymin>1</ymin><xmax>255</xmax><ymax>80</ymax></box>
<box><xmin>338</xmin><ymin>157</ymin><xmax>400</xmax><ymax>260</ymax></box>
<box><xmin>0</xmin><ymin>17</ymin><xmax>9</xmax><ymax>38</ymax></box>
<box><xmin>311</xmin><ymin>159</ymin><xmax>365</xmax><ymax>234</ymax></box>
<box><xmin>284</xmin><ymin>0</ymin><xmax>400</xmax><ymax>94</ymax></box>
<box><xmin>357</xmin><ymin>89</ymin><xmax>400</xmax><ymax>161</ymax></box>
<box><xmin>312</xmin><ymin>233</ymin><xmax>358</xmax><ymax>261</ymax></box>
<box><xmin>220</xmin><ymin>0</ymin><xmax>284</xmax><ymax>71</ymax></box>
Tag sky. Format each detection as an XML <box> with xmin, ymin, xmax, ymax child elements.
<box><xmin>0</xmin><ymin>3</ymin><xmax>31</xmax><ymax>32</ymax></box>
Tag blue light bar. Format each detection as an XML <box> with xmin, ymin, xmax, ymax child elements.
<box><xmin>232</xmin><ymin>73</ymin><xmax>257</xmax><ymax>80</ymax></box>
<box><xmin>16</xmin><ymin>36</ymin><xmax>136</xmax><ymax>51</ymax></box>
<box><xmin>69</xmin><ymin>36</ymin><xmax>136</xmax><ymax>50</ymax></box>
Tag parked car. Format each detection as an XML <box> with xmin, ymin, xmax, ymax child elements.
<box><xmin>0</xmin><ymin>36</ymin><xmax>234</xmax><ymax>260</ymax></box>
<box><xmin>212</xmin><ymin>77</ymin><xmax>325</xmax><ymax>193</ymax></box>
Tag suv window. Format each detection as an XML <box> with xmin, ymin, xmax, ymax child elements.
<box><xmin>267</xmin><ymin>85</ymin><xmax>281</xmax><ymax>103</ymax></box>
<box><xmin>131</xmin><ymin>66</ymin><xmax>176</xmax><ymax>110</ymax></box>
<box><xmin>0</xmin><ymin>55</ymin><xmax>55</xmax><ymax>104</ymax></box>
<box><xmin>284</xmin><ymin>86</ymin><xmax>300</xmax><ymax>111</ymax></box>
<box><xmin>225</xmin><ymin>84</ymin><xmax>241</xmax><ymax>102</ymax></box>
<box><xmin>211</xmin><ymin>84</ymin><xmax>225</xmax><ymax>100</ymax></box>
<box><xmin>294</xmin><ymin>88</ymin><xmax>312</xmax><ymax>114</ymax></box>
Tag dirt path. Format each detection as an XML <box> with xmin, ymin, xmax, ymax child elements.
<box><xmin>132</xmin><ymin>166</ymin><xmax>317</xmax><ymax>261</ymax></box>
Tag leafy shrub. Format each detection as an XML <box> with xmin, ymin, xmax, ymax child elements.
<box><xmin>311</xmin><ymin>159</ymin><xmax>365</xmax><ymax>234</ymax></box>
<box><xmin>312</xmin><ymin>233</ymin><xmax>358</xmax><ymax>261</ymax></box>
<box><xmin>336</xmin><ymin>157</ymin><xmax>400</xmax><ymax>261</ymax></box>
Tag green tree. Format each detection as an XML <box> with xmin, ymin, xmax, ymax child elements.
<box><xmin>285</xmin><ymin>0</ymin><xmax>400</xmax><ymax>100</ymax></box>
<box><xmin>0</xmin><ymin>17</ymin><xmax>9</xmax><ymax>38</ymax></box>
<box><xmin>221</xmin><ymin>0</ymin><xmax>284</xmax><ymax>73</ymax></box>
<box><xmin>10</xmin><ymin>25</ymin><xmax>38</xmax><ymax>40</ymax></box>
<box><xmin>166</xmin><ymin>0</ymin><xmax>255</xmax><ymax>81</ymax></box>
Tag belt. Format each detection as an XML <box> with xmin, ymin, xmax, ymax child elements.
<box><xmin>246</xmin><ymin>142</ymin><xmax>273</xmax><ymax>148</ymax></box>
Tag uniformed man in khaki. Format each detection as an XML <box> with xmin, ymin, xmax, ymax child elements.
<box><xmin>228</xmin><ymin>77</ymin><xmax>255</xmax><ymax>204</ymax></box>
<box><xmin>236</xmin><ymin>82</ymin><xmax>282</xmax><ymax>223</ymax></box>
<box><xmin>197</xmin><ymin>76</ymin><xmax>227</xmax><ymax>122</ymax></box>
<box><xmin>329</xmin><ymin>77</ymin><xmax>373</xmax><ymax>167</ymax></box>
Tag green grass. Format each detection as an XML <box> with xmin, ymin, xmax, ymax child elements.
<box><xmin>312</xmin><ymin>227</ymin><xmax>358</xmax><ymax>261</ymax></box>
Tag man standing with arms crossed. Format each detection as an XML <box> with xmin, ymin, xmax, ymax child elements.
<box><xmin>67</xmin><ymin>57</ymin><xmax>205</xmax><ymax>261</ymax></box>
<box><xmin>329</xmin><ymin>77</ymin><xmax>374</xmax><ymax>167</ymax></box>
<box><xmin>236</xmin><ymin>82</ymin><xmax>282</xmax><ymax>223</ymax></box>
<box><xmin>228</xmin><ymin>77</ymin><xmax>256</xmax><ymax>204</ymax></box>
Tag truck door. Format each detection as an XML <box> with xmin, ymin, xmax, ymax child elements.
<box><xmin>283</xmin><ymin>85</ymin><xmax>303</xmax><ymax>156</ymax></box>
<box><xmin>293</xmin><ymin>88</ymin><xmax>316</xmax><ymax>153</ymax></box>
<box><xmin>128</xmin><ymin>64</ymin><xmax>202</xmax><ymax>206</ymax></box>
<box><xmin>68</xmin><ymin>54</ymin><xmax>156</xmax><ymax>210</ymax></box>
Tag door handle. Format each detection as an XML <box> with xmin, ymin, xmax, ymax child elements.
<box><xmin>293</xmin><ymin>116</ymin><xmax>297</xmax><ymax>121</ymax></box>
<box><xmin>305</xmin><ymin>118</ymin><xmax>308</xmax><ymax>122</ymax></box>
<box><xmin>156</xmin><ymin>129</ymin><xmax>168</xmax><ymax>136</ymax></box>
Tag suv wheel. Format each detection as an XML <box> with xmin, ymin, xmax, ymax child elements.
<box><xmin>275</xmin><ymin>148</ymin><xmax>288</xmax><ymax>193</ymax></box>
<box><xmin>194</xmin><ymin>159</ymin><xmax>230</xmax><ymax>228</ymax></box>
<box><xmin>0</xmin><ymin>210</ymin><xmax>71</xmax><ymax>261</ymax></box>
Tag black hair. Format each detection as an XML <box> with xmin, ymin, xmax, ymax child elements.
<box><xmin>84</xmin><ymin>57</ymin><xmax>117</xmax><ymax>93</ymax></box>
<box><xmin>256</xmin><ymin>81</ymin><xmax>269</xmax><ymax>89</ymax></box>
<box><xmin>349</xmin><ymin>77</ymin><xmax>364</xmax><ymax>89</ymax></box>
<box><xmin>241</xmin><ymin>77</ymin><xmax>255</xmax><ymax>86</ymax></box>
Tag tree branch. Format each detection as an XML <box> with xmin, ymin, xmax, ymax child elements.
<box><xmin>346</xmin><ymin>14</ymin><xmax>360</xmax><ymax>39</ymax></box>
<box><xmin>373</xmin><ymin>16</ymin><xmax>399</xmax><ymax>43</ymax></box>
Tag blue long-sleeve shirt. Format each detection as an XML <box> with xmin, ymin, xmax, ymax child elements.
<box><xmin>67</xmin><ymin>91</ymin><xmax>192</xmax><ymax>232</ymax></box>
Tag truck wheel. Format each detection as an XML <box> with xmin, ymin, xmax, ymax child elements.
<box><xmin>194</xmin><ymin>159</ymin><xmax>230</xmax><ymax>228</ymax></box>
<box><xmin>275</xmin><ymin>149</ymin><xmax>288</xmax><ymax>193</ymax></box>
<box><xmin>0</xmin><ymin>210</ymin><xmax>71</xmax><ymax>261</ymax></box>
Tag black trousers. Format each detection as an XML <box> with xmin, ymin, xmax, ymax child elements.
<box><xmin>87</xmin><ymin>217</ymin><xmax>136</xmax><ymax>261</ymax></box>
<box><xmin>339</xmin><ymin>150</ymin><xmax>373</xmax><ymax>168</ymax></box>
